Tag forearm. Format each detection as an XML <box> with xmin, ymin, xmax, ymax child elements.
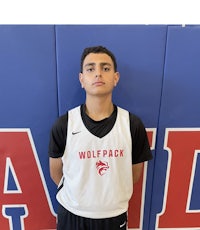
<box><xmin>132</xmin><ymin>163</ymin><xmax>143</xmax><ymax>184</ymax></box>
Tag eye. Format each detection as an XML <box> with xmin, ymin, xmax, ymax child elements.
<box><xmin>103</xmin><ymin>66</ymin><xmax>111</xmax><ymax>72</ymax></box>
<box><xmin>86</xmin><ymin>67</ymin><xmax>95</xmax><ymax>72</ymax></box>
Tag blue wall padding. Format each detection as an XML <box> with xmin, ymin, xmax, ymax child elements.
<box><xmin>0</xmin><ymin>25</ymin><xmax>58</xmax><ymax>206</ymax></box>
<box><xmin>1</xmin><ymin>25</ymin><xmax>200</xmax><ymax>230</ymax></box>
<box><xmin>160</xmin><ymin>25</ymin><xmax>200</xmax><ymax>127</ymax></box>
<box><xmin>150</xmin><ymin>25</ymin><xmax>200</xmax><ymax>229</ymax></box>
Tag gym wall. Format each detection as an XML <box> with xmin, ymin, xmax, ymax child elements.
<box><xmin>0</xmin><ymin>25</ymin><xmax>200</xmax><ymax>230</ymax></box>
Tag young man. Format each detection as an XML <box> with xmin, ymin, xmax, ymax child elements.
<box><xmin>48</xmin><ymin>46</ymin><xmax>153</xmax><ymax>230</ymax></box>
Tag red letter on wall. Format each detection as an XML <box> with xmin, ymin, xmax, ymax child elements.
<box><xmin>0</xmin><ymin>129</ymin><xmax>56</xmax><ymax>230</ymax></box>
<box><xmin>128</xmin><ymin>128</ymin><xmax>156</xmax><ymax>229</ymax></box>
<box><xmin>157</xmin><ymin>128</ymin><xmax>200</xmax><ymax>229</ymax></box>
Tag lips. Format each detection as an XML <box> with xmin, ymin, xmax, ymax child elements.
<box><xmin>92</xmin><ymin>81</ymin><xmax>105</xmax><ymax>86</ymax></box>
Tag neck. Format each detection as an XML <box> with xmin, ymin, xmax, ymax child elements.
<box><xmin>85</xmin><ymin>96</ymin><xmax>114</xmax><ymax>121</ymax></box>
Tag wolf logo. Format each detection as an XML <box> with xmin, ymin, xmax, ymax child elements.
<box><xmin>96</xmin><ymin>160</ymin><xmax>109</xmax><ymax>176</ymax></box>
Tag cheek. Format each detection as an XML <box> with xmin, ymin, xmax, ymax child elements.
<box><xmin>81</xmin><ymin>79</ymin><xmax>90</xmax><ymax>89</ymax></box>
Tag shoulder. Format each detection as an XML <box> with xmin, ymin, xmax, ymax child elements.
<box><xmin>52</xmin><ymin>113</ymin><xmax>68</xmax><ymax>130</ymax></box>
<box><xmin>117</xmin><ymin>106</ymin><xmax>144</xmax><ymax>127</ymax></box>
<box><xmin>118</xmin><ymin>107</ymin><xmax>147</xmax><ymax>136</ymax></box>
<box><xmin>129</xmin><ymin>112</ymin><xmax>147</xmax><ymax>139</ymax></box>
<box><xmin>129</xmin><ymin>112</ymin><xmax>145</xmax><ymax>128</ymax></box>
<box><xmin>52</xmin><ymin>105</ymin><xmax>81</xmax><ymax>130</ymax></box>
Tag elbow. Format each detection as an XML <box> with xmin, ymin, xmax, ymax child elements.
<box><xmin>50</xmin><ymin>166</ymin><xmax>63</xmax><ymax>186</ymax></box>
<box><xmin>133</xmin><ymin>174</ymin><xmax>141</xmax><ymax>184</ymax></box>
<box><xmin>50</xmin><ymin>170</ymin><xmax>63</xmax><ymax>186</ymax></box>
<box><xmin>49</xmin><ymin>157</ymin><xmax>63</xmax><ymax>186</ymax></box>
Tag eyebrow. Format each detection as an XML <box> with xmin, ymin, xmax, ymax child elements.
<box><xmin>84</xmin><ymin>62</ymin><xmax>112</xmax><ymax>68</ymax></box>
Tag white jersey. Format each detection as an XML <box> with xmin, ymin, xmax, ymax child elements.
<box><xmin>57</xmin><ymin>106</ymin><xmax>133</xmax><ymax>219</ymax></box>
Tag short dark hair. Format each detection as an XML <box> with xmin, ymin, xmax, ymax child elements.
<box><xmin>80</xmin><ymin>46</ymin><xmax>117</xmax><ymax>72</ymax></box>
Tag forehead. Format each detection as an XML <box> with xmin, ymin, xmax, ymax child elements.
<box><xmin>83</xmin><ymin>53</ymin><xmax>113</xmax><ymax>66</ymax></box>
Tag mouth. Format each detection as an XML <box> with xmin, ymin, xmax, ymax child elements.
<box><xmin>92</xmin><ymin>81</ymin><xmax>105</xmax><ymax>86</ymax></box>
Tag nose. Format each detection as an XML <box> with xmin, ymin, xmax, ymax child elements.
<box><xmin>95</xmin><ymin>73</ymin><xmax>101</xmax><ymax>78</ymax></box>
<box><xmin>95</xmin><ymin>67</ymin><xmax>102</xmax><ymax>78</ymax></box>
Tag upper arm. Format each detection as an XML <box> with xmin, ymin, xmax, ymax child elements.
<box><xmin>129</xmin><ymin>113</ymin><xmax>153</xmax><ymax>164</ymax></box>
<box><xmin>48</xmin><ymin>113</ymin><xmax>68</xmax><ymax>158</ymax></box>
<box><xmin>49</xmin><ymin>157</ymin><xmax>63</xmax><ymax>186</ymax></box>
<box><xmin>48</xmin><ymin>114</ymin><xmax>68</xmax><ymax>185</ymax></box>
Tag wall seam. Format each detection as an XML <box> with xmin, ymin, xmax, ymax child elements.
<box><xmin>147</xmin><ymin>25</ymin><xmax>170</xmax><ymax>230</ymax></box>
<box><xmin>53</xmin><ymin>25</ymin><xmax>60</xmax><ymax>117</ymax></box>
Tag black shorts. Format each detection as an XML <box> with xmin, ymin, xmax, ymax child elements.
<box><xmin>57</xmin><ymin>204</ymin><xmax>127</xmax><ymax>230</ymax></box>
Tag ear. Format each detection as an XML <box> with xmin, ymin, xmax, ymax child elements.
<box><xmin>114</xmin><ymin>72</ymin><xmax>120</xmax><ymax>87</ymax></box>
<box><xmin>79</xmin><ymin>73</ymin><xmax>84</xmax><ymax>88</ymax></box>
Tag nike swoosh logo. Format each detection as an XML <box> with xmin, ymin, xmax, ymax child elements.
<box><xmin>120</xmin><ymin>221</ymin><xmax>126</xmax><ymax>228</ymax></box>
<box><xmin>72</xmin><ymin>131</ymin><xmax>81</xmax><ymax>135</ymax></box>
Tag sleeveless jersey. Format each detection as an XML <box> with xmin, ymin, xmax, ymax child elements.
<box><xmin>56</xmin><ymin>106</ymin><xmax>133</xmax><ymax>219</ymax></box>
